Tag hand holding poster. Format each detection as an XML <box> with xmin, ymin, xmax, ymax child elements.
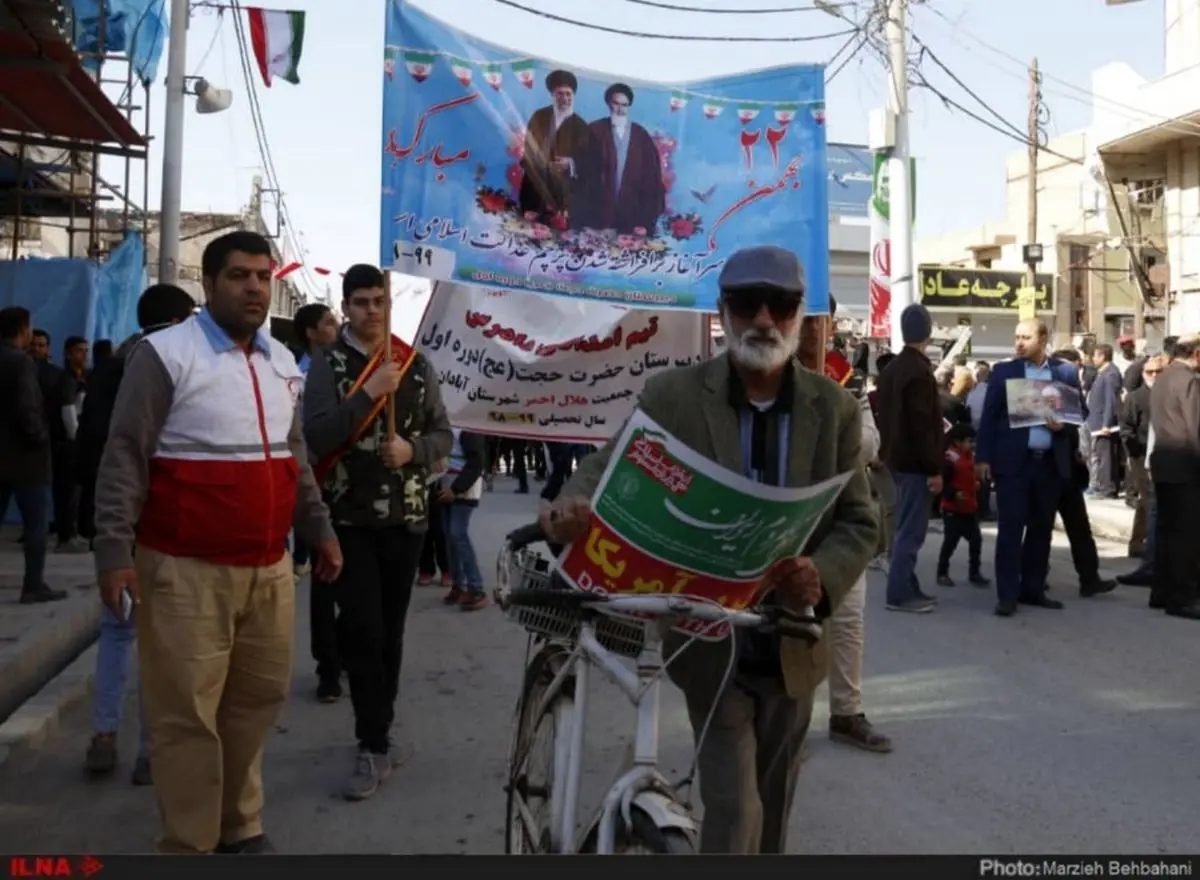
<box><xmin>1005</xmin><ymin>378</ymin><xmax>1084</xmax><ymax>429</ymax></box>
<box><xmin>556</xmin><ymin>410</ymin><xmax>852</xmax><ymax>639</ymax></box>
<box><xmin>417</xmin><ymin>283</ymin><xmax>705</xmax><ymax>441</ymax></box>
<box><xmin>381</xmin><ymin>2</ymin><xmax>830</xmax><ymax>314</ymax></box>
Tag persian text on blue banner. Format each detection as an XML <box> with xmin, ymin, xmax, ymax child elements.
<box><xmin>380</xmin><ymin>1</ymin><xmax>830</xmax><ymax>314</ymax></box>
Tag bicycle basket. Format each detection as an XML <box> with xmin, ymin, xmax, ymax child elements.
<box><xmin>504</xmin><ymin>549</ymin><xmax>645</xmax><ymax>660</ymax></box>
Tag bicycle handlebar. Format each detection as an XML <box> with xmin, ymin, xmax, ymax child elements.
<box><xmin>505</xmin><ymin>520</ymin><xmax>548</xmax><ymax>551</ymax></box>
<box><xmin>501</xmin><ymin>522</ymin><xmax>821</xmax><ymax>643</ymax></box>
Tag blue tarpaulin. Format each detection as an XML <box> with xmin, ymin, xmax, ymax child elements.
<box><xmin>0</xmin><ymin>235</ymin><xmax>145</xmax><ymax>524</ymax></box>
<box><xmin>93</xmin><ymin>231</ymin><xmax>146</xmax><ymax>345</ymax></box>
<box><xmin>69</xmin><ymin>0</ymin><xmax>167</xmax><ymax>85</ymax></box>
<box><xmin>0</xmin><ymin>257</ymin><xmax>99</xmax><ymax>351</ymax></box>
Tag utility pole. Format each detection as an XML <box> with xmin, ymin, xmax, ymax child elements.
<box><xmin>158</xmin><ymin>0</ymin><xmax>190</xmax><ymax>285</ymax></box>
<box><xmin>1025</xmin><ymin>58</ymin><xmax>1040</xmax><ymax>292</ymax></box>
<box><xmin>885</xmin><ymin>0</ymin><xmax>915</xmax><ymax>352</ymax></box>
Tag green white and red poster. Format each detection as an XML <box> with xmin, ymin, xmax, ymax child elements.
<box><xmin>556</xmin><ymin>410</ymin><xmax>851</xmax><ymax>639</ymax></box>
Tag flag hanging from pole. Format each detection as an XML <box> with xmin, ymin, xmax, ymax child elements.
<box><xmin>246</xmin><ymin>7</ymin><xmax>306</xmax><ymax>87</ymax></box>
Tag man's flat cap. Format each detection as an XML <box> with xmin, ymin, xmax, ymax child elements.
<box><xmin>718</xmin><ymin>245</ymin><xmax>805</xmax><ymax>295</ymax></box>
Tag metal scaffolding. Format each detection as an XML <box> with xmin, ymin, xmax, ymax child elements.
<box><xmin>0</xmin><ymin>0</ymin><xmax>151</xmax><ymax>262</ymax></box>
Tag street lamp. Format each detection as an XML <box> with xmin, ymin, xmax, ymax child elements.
<box><xmin>157</xmin><ymin>0</ymin><xmax>232</xmax><ymax>285</ymax></box>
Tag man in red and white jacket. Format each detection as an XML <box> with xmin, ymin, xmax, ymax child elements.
<box><xmin>93</xmin><ymin>231</ymin><xmax>342</xmax><ymax>854</ymax></box>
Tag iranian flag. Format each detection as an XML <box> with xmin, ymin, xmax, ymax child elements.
<box><xmin>774</xmin><ymin>103</ymin><xmax>798</xmax><ymax>125</ymax></box>
<box><xmin>737</xmin><ymin>104</ymin><xmax>760</xmax><ymax>124</ymax></box>
<box><xmin>404</xmin><ymin>50</ymin><xmax>437</xmax><ymax>83</ymax></box>
<box><xmin>701</xmin><ymin>100</ymin><xmax>725</xmax><ymax>119</ymax></box>
<box><xmin>482</xmin><ymin>63</ymin><xmax>502</xmax><ymax>90</ymax></box>
<box><xmin>449</xmin><ymin>57</ymin><xmax>473</xmax><ymax>87</ymax></box>
<box><xmin>668</xmin><ymin>90</ymin><xmax>689</xmax><ymax>111</ymax></box>
<box><xmin>383</xmin><ymin>45</ymin><xmax>399</xmax><ymax>81</ymax></box>
<box><xmin>512</xmin><ymin>59</ymin><xmax>536</xmax><ymax>88</ymax></box>
<box><xmin>246</xmin><ymin>7</ymin><xmax>305</xmax><ymax>87</ymax></box>
<box><xmin>811</xmin><ymin>101</ymin><xmax>826</xmax><ymax>124</ymax></box>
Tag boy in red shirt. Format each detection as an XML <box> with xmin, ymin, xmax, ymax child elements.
<box><xmin>936</xmin><ymin>424</ymin><xmax>991</xmax><ymax>587</ymax></box>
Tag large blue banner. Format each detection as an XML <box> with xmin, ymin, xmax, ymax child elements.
<box><xmin>380</xmin><ymin>2</ymin><xmax>830</xmax><ymax>314</ymax></box>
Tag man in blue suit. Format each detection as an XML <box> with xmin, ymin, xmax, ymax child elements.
<box><xmin>976</xmin><ymin>319</ymin><xmax>1080</xmax><ymax>617</ymax></box>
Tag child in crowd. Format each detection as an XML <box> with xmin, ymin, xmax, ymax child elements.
<box><xmin>936</xmin><ymin>423</ymin><xmax>991</xmax><ymax>588</ymax></box>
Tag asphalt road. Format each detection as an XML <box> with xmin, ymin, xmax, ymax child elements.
<box><xmin>1</xmin><ymin>477</ymin><xmax>1196</xmax><ymax>855</ymax></box>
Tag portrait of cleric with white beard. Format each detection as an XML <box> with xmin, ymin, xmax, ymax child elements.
<box><xmin>584</xmin><ymin>82</ymin><xmax>666</xmax><ymax>235</ymax></box>
<box><xmin>518</xmin><ymin>69</ymin><xmax>594</xmax><ymax>228</ymax></box>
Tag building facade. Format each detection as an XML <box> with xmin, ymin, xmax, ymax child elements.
<box><xmin>4</xmin><ymin>175</ymin><xmax>304</xmax><ymax>319</ymax></box>
<box><xmin>917</xmin><ymin>129</ymin><xmax>1165</xmax><ymax>360</ymax></box>
<box><xmin>1093</xmin><ymin>0</ymin><xmax>1200</xmax><ymax>336</ymax></box>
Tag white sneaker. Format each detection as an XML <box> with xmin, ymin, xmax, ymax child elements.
<box><xmin>55</xmin><ymin>537</ymin><xmax>91</xmax><ymax>554</ymax></box>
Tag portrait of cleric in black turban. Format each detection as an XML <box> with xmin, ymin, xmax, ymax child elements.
<box><xmin>580</xmin><ymin>82</ymin><xmax>667</xmax><ymax>235</ymax></box>
<box><xmin>518</xmin><ymin>69</ymin><xmax>594</xmax><ymax>228</ymax></box>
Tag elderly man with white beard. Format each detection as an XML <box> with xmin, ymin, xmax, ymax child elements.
<box><xmin>542</xmin><ymin>246</ymin><xmax>878</xmax><ymax>854</ymax></box>
<box><xmin>584</xmin><ymin>82</ymin><xmax>666</xmax><ymax>234</ymax></box>
<box><xmin>518</xmin><ymin>69</ymin><xmax>593</xmax><ymax>228</ymax></box>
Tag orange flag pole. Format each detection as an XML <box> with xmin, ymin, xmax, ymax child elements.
<box><xmin>384</xmin><ymin>270</ymin><xmax>396</xmax><ymax>440</ymax></box>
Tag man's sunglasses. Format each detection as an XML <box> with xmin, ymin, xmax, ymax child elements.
<box><xmin>721</xmin><ymin>288</ymin><xmax>803</xmax><ymax>322</ymax></box>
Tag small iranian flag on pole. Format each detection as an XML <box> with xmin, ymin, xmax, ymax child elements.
<box><xmin>737</xmin><ymin>104</ymin><xmax>760</xmax><ymax>124</ymax></box>
<box><xmin>449</xmin><ymin>57</ymin><xmax>473</xmax><ymax>87</ymax></box>
<box><xmin>668</xmin><ymin>90</ymin><xmax>689</xmax><ymax>111</ymax></box>
<box><xmin>482</xmin><ymin>63</ymin><xmax>502</xmax><ymax>90</ymax></box>
<box><xmin>246</xmin><ymin>7</ymin><xmax>305</xmax><ymax>87</ymax></box>
<box><xmin>702</xmin><ymin>99</ymin><xmax>725</xmax><ymax>119</ymax></box>
<box><xmin>512</xmin><ymin>59</ymin><xmax>536</xmax><ymax>88</ymax></box>
<box><xmin>774</xmin><ymin>103</ymin><xmax>798</xmax><ymax>125</ymax></box>
<box><xmin>404</xmin><ymin>50</ymin><xmax>437</xmax><ymax>83</ymax></box>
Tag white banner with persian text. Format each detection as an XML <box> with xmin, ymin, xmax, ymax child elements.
<box><xmin>416</xmin><ymin>283</ymin><xmax>706</xmax><ymax>441</ymax></box>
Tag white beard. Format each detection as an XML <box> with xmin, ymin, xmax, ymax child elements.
<box><xmin>554</xmin><ymin>106</ymin><xmax>572</xmax><ymax>129</ymax></box>
<box><xmin>611</xmin><ymin>116</ymin><xmax>628</xmax><ymax>136</ymax></box>
<box><xmin>719</xmin><ymin>308</ymin><xmax>798</xmax><ymax>374</ymax></box>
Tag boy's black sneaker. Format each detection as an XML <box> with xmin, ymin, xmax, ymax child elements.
<box><xmin>968</xmin><ymin>573</ymin><xmax>991</xmax><ymax>587</ymax></box>
<box><xmin>936</xmin><ymin>575</ymin><xmax>955</xmax><ymax>587</ymax></box>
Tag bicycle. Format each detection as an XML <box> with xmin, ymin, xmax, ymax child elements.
<box><xmin>495</xmin><ymin>521</ymin><xmax>822</xmax><ymax>855</ymax></box>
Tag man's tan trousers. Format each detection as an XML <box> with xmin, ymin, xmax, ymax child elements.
<box><xmin>827</xmin><ymin>573</ymin><xmax>867</xmax><ymax>717</ymax></box>
<box><xmin>135</xmin><ymin>545</ymin><xmax>294</xmax><ymax>853</ymax></box>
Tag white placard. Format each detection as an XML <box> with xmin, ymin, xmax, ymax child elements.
<box><xmin>391</xmin><ymin>240</ymin><xmax>456</xmax><ymax>279</ymax></box>
<box><xmin>417</xmin><ymin>283</ymin><xmax>706</xmax><ymax>441</ymax></box>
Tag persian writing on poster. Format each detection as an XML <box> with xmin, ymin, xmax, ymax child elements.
<box><xmin>380</xmin><ymin>2</ymin><xmax>830</xmax><ymax>314</ymax></box>
<box><xmin>1005</xmin><ymin>378</ymin><xmax>1084</xmax><ymax>429</ymax></box>
<box><xmin>416</xmin><ymin>283</ymin><xmax>706</xmax><ymax>441</ymax></box>
<box><xmin>555</xmin><ymin>410</ymin><xmax>851</xmax><ymax>640</ymax></box>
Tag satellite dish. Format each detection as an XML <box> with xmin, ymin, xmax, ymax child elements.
<box><xmin>194</xmin><ymin>79</ymin><xmax>233</xmax><ymax>114</ymax></box>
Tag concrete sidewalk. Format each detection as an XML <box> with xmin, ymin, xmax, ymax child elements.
<box><xmin>0</xmin><ymin>530</ymin><xmax>101</xmax><ymax>770</ymax></box>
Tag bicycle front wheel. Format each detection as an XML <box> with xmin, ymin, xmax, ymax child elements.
<box><xmin>613</xmin><ymin>807</ymin><xmax>696</xmax><ymax>854</ymax></box>
<box><xmin>505</xmin><ymin>641</ymin><xmax>573</xmax><ymax>854</ymax></box>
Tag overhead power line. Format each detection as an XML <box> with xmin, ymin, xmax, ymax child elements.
<box><xmin>916</xmin><ymin>3</ymin><xmax>1200</xmax><ymax>145</ymax></box>
<box><xmin>619</xmin><ymin>0</ymin><xmax>831</xmax><ymax>13</ymax></box>
<box><xmin>825</xmin><ymin>30</ymin><xmax>868</xmax><ymax>83</ymax></box>
<box><xmin>911</xmin><ymin>34</ymin><xmax>1026</xmax><ymax>141</ymax></box>
<box><xmin>228</xmin><ymin>0</ymin><xmax>322</xmax><ymax>295</ymax></box>
<box><xmin>912</xmin><ymin>74</ymin><xmax>1083</xmax><ymax>167</ymax></box>
<box><xmin>489</xmin><ymin>0</ymin><xmax>857</xmax><ymax>41</ymax></box>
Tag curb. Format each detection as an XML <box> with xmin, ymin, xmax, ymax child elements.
<box><xmin>0</xmin><ymin>642</ymin><xmax>97</xmax><ymax>774</ymax></box>
<box><xmin>0</xmin><ymin>594</ymin><xmax>101</xmax><ymax>723</ymax></box>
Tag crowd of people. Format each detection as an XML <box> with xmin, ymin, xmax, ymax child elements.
<box><xmin>1</xmin><ymin>231</ymin><xmax>1196</xmax><ymax>855</ymax></box>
